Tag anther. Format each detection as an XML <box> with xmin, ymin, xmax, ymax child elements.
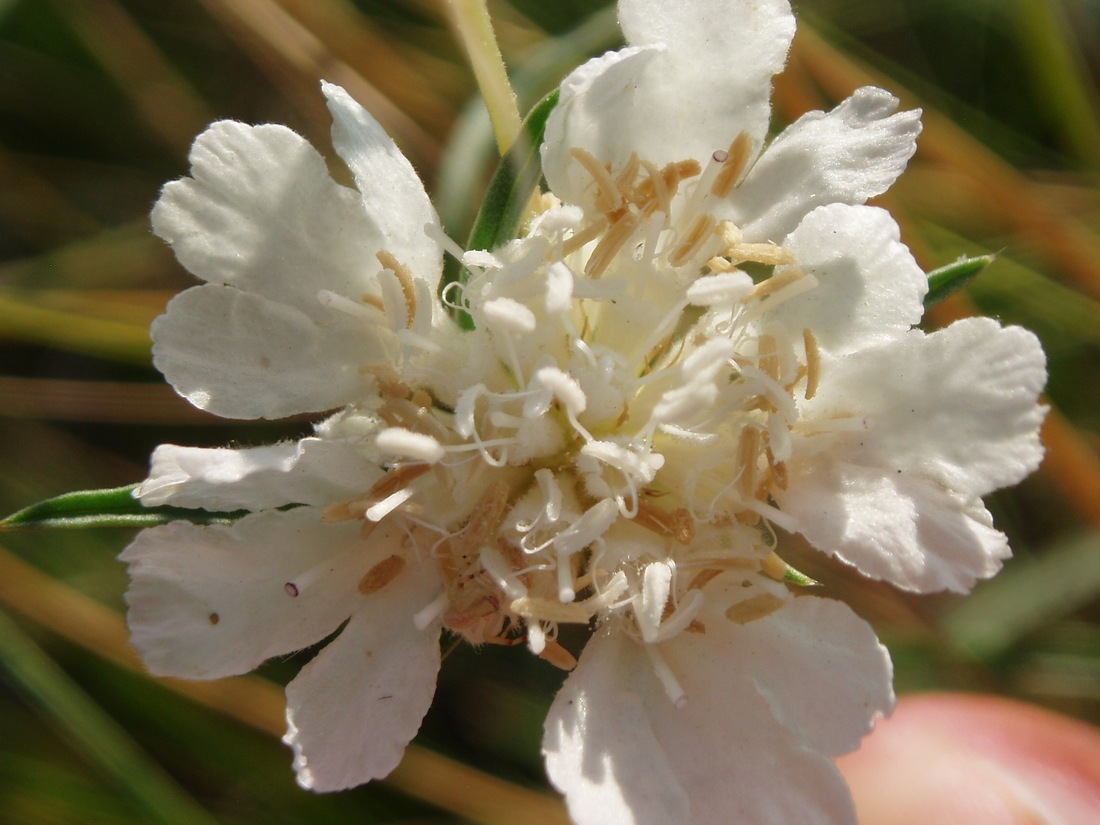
<box><xmin>586</xmin><ymin>212</ymin><xmax>639</xmax><ymax>278</ymax></box>
<box><xmin>802</xmin><ymin>328</ymin><xmax>821</xmax><ymax>400</ymax></box>
<box><xmin>711</xmin><ymin>132</ymin><xmax>752</xmax><ymax>198</ymax></box>
<box><xmin>377</xmin><ymin>250</ymin><xmax>417</xmax><ymax>329</ymax></box>
<box><xmin>725</xmin><ymin>592</ymin><xmax>785</xmax><ymax>624</ymax></box>
<box><xmin>668</xmin><ymin>213</ymin><xmax>718</xmax><ymax>267</ymax></box>
<box><xmin>571</xmin><ymin>147</ymin><xmax>623</xmax><ymax>214</ymax></box>
<box><xmin>358</xmin><ymin>555</ymin><xmax>406</xmax><ymax>595</ymax></box>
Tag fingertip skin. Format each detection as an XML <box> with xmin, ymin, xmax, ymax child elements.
<box><xmin>837</xmin><ymin>693</ymin><xmax>1100</xmax><ymax>825</ymax></box>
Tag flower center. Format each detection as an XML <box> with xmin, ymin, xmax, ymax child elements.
<box><xmin>325</xmin><ymin>140</ymin><xmax>824</xmax><ymax>681</ymax></box>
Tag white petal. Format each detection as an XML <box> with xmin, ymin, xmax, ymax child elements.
<box><xmin>151</xmin><ymin>284</ymin><xmax>386</xmax><ymax>419</ymax></box>
<box><xmin>778</xmin><ymin>457</ymin><xmax>1014</xmax><ymax>592</ymax></box>
<box><xmin>619</xmin><ymin>0</ymin><xmax>794</xmax><ymax>82</ymax></box>
<box><xmin>803</xmin><ymin>319</ymin><xmax>1048</xmax><ymax>495</ymax></box>
<box><xmin>283</xmin><ymin>556</ymin><xmax>442</xmax><ymax>792</ymax></box>
<box><xmin>542</xmin><ymin>46</ymin><xmax>663</xmax><ymax>206</ymax></box>
<box><xmin>732</xmin><ymin>88</ymin><xmax>922</xmax><ymax>242</ymax></box>
<box><xmin>136</xmin><ymin>438</ymin><xmax>383</xmax><ymax>510</ymax></box>
<box><xmin>322</xmin><ymin>82</ymin><xmax>442</xmax><ymax>288</ymax></box>
<box><xmin>121</xmin><ymin>510</ymin><xmax>381</xmax><ymax>679</ymax></box>
<box><xmin>152</xmin><ymin>120</ymin><xmax>389</xmax><ymax>307</ymax></box>
<box><xmin>544</xmin><ymin>0</ymin><xmax>794</xmax><ymax>205</ymax></box>
<box><xmin>728</xmin><ymin>596</ymin><xmax>894</xmax><ymax>756</ymax></box>
<box><xmin>544</xmin><ymin>626</ymin><xmax>860</xmax><ymax>825</ymax></box>
<box><xmin>761</xmin><ymin>205</ymin><xmax>926</xmax><ymax>355</ymax></box>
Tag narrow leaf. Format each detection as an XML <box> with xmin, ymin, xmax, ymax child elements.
<box><xmin>1</xmin><ymin>484</ymin><xmax>251</xmax><ymax>530</ymax></box>
<box><xmin>0</xmin><ymin>608</ymin><xmax>220</xmax><ymax>825</ymax></box>
<box><xmin>442</xmin><ymin>89</ymin><xmax>560</xmax><ymax>329</ymax></box>
<box><xmin>924</xmin><ymin>254</ymin><xmax>994</xmax><ymax>308</ymax></box>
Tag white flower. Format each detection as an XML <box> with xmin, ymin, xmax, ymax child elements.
<box><xmin>122</xmin><ymin>0</ymin><xmax>1046</xmax><ymax>821</ymax></box>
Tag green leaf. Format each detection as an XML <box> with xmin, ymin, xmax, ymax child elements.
<box><xmin>441</xmin><ymin>89</ymin><xmax>560</xmax><ymax>329</ymax></box>
<box><xmin>0</xmin><ymin>608</ymin><xmax>220</xmax><ymax>825</ymax></box>
<box><xmin>924</xmin><ymin>254</ymin><xmax>994</xmax><ymax>308</ymax></box>
<box><xmin>1</xmin><ymin>484</ymin><xmax>252</xmax><ymax>530</ymax></box>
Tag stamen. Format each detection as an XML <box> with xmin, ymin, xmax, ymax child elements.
<box><xmin>803</xmin><ymin>328</ymin><xmax>821</xmax><ymax>400</ymax></box>
<box><xmin>539</xmin><ymin>640</ymin><xmax>578</xmax><ymax>671</ymax></box>
<box><xmin>377</xmin><ymin>250</ymin><xmax>417</xmax><ymax>329</ymax></box>
<box><xmin>571</xmin><ymin>147</ymin><xmax>622</xmax><ymax>214</ymax></box>
<box><xmin>728</xmin><ymin>243</ymin><xmax>794</xmax><ymax>267</ymax></box>
<box><xmin>586</xmin><ymin>212</ymin><xmax>639</xmax><ymax>278</ymax></box>
<box><xmin>634</xmin><ymin>501</ymin><xmax>694</xmax><ymax>544</ymax></box>
<box><xmin>745</xmin><ymin>267</ymin><xmax>806</xmax><ymax>302</ymax></box>
<box><xmin>726</xmin><ymin>592</ymin><xmax>785</xmax><ymax>624</ymax></box>
<box><xmin>614</xmin><ymin>152</ymin><xmax>641</xmax><ymax>201</ymax></box>
<box><xmin>358</xmin><ymin>554</ymin><xmax>406</xmax><ymax>595</ymax></box>
<box><xmin>710</xmin><ymin>132</ymin><xmax>752</xmax><ymax>198</ymax></box>
<box><xmin>757</xmin><ymin>334</ymin><xmax>780</xmax><ymax>383</ymax></box>
<box><xmin>668</xmin><ymin>213</ymin><xmax>718</xmax><ymax>267</ymax></box>
<box><xmin>561</xmin><ymin>217</ymin><xmax>609</xmax><ymax>256</ymax></box>
<box><xmin>687</xmin><ymin>568</ymin><xmax>723</xmax><ymax>591</ymax></box>
<box><xmin>736</xmin><ymin>426</ymin><xmax>761</xmax><ymax>501</ymax></box>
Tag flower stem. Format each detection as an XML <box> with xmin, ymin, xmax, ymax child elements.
<box><xmin>446</xmin><ymin>0</ymin><xmax>523</xmax><ymax>155</ymax></box>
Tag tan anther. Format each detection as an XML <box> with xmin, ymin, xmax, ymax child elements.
<box><xmin>561</xmin><ymin>217</ymin><xmax>609</xmax><ymax>256</ymax></box>
<box><xmin>358</xmin><ymin>554</ymin><xmax>406</xmax><ymax>595</ymax></box>
<box><xmin>634</xmin><ymin>158</ymin><xmax>701</xmax><ymax>212</ymax></box>
<box><xmin>586</xmin><ymin>212</ymin><xmax>640</xmax><ymax>278</ymax></box>
<box><xmin>410</xmin><ymin>389</ymin><xmax>433</xmax><ymax>409</ymax></box>
<box><xmin>717</xmin><ymin>220</ymin><xmax>744</xmax><ymax>250</ymax></box>
<box><xmin>642</xmin><ymin>332</ymin><xmax>688</xmax><ymax>376</ymax></box>
<box><xmin>459</xmin><ymin>481</ymin><xmax>512</xmax><ymax>550</ymax></box>
<box><xmin>615</xmin><ymin>152</ymin><xmax>641</xmax><ymax>200</ymax></box>
<box><xmin>730</xmin><ymin>244</ymin><xmax>794</xmax><ymax>267</ymax></box>
<box><xmin>745</xmin><ymin>267</ymin><xmax>805</xmax><ymax>303</ymax></box>
<box><xmin>571</xmin><ymin>147</ymin><xmax>623</xmax><ymax>214</ymax></box>
<box><xmin>359</xmin><ymin>364</ymin><xmax>410</xmax><ymax>399</ymax></box>
<box><xmin>669</xmin><ymin>213</ymin><xmax>718</xmax><ymax>267</ymax></box>
<box><xmin>762</xmin><ymin>446</ymin><xmax>789</xmax><ymax>493</ymax></box>
<box><xmin>539</xmin><ymin>640</ymin><xmax>578</xmax><ymax>671</ymax></box>
<box><xmin>711</xmin><ymin>132</ymin><xmax>752</xmax><ymax>198</ymax></box>
<box><xmin>361</xmin><ymin>294</ymin><xmax>386</xmax><ymax>314</ymax></box>
<box><xmin>758</xmin><ymin>333</ymin><xmax>780</xmax><ymax>383</ymax></box>
<box><xmin>803</xmin><ymin>328</ymin><xmax>820</xmax><ymax>400</ymax></box>
<box><xmin>377</xmin><ymin>250</ymin><xmax>417</xmax><ymax>329</ymax></box>
<box><xmin>736</xmin><ymin>427</ymin><xmax>761</xmax><ymax>500</ymax></box>
<box><xmin>726</xmin><ymin>592</ymin><xmax>785</xmax><ymax>624</ymax></box>
<box><xmin>687</xmin><ymin>568</ymin><xmax>723</xmax><ymax>591</ymax></box>
<box><xmin>322</xmin><ymin>463</ymin><xmax>432</xmax><ymax>523</ymax></box>
<box><xmin>706</xmin><ymin>255</ymin><xmax>737</xmax><ymax>273</ymax></box>
<box><xmin>686</xmin><ymin>620</ymin><xmax>706</xmax><ymax>634</ymax></box>
<box><xmin>636</xmin><ymin>159</ymin><xmax>668</xmax><ymax>213</ymax></box>
<box><xmin>634</xmin><ymin>501</ymin><xmax>695</xmax><ymax>544</ymax></box>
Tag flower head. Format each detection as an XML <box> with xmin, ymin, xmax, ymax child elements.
<box><xmin>123</xmin><ymin>0</ymin><xmax>1046</xmax><ymax>821</ymax></box>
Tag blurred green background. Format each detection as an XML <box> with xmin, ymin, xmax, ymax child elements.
<box><xmin>1</xmin><ymin>1</ymin><xmax>1098</xmax><ymax>823</ymax></box>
